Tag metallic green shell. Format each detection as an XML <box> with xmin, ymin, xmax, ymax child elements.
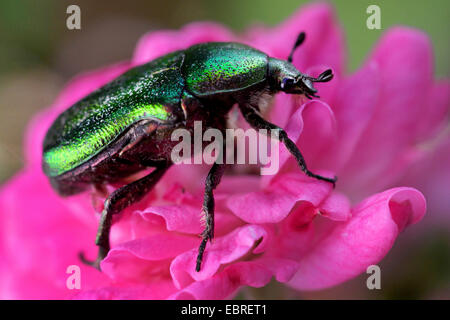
<box><xmin>43</xmin><ymin>51</ymin><xmax>185</xmax><ymax>177</ymax></box>
<box><xmin>182</xmin><ymin>42</ymin><xmax>268</xmax><ymax>96</ymax></box>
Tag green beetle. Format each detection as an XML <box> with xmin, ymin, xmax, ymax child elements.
<box><xmin>43</xmin><ymin>32</ymin><xmax>336</xmax><ymax>272</ymax></box>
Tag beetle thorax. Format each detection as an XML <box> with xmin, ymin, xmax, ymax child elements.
<box><xmin>267</xmin><ymin>58</ymin><xmax>302</xmax><ymax>90</ymax></box>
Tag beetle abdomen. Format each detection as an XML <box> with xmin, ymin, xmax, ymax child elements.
<box><xmin>43</xmin><ymin>51</ymin><xmax>185</xmax><ymax>177</ymax></box>
<box><xmin>182</xmin><ymin>42</ymin><xmax>268</xmax><ymax>96</ymax></box>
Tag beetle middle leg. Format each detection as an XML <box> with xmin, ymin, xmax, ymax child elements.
<box><xmin>196</xmin><ymin>161</ymin><xmax>226</xmax><ymax>272</ymax></box>
<box><xmin>80</xmin><ymin>163</ymin><xmax>171</xmax><ymax>270</ymax></box>
<box><xmin>239</xmin><ymin>103</ymin><xmax>337</xmax><ymax>186</ymax></box>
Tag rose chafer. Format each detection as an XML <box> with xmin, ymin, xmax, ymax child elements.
<box><xmin>42</xmin><ymin>32</ymin><xmax>336</xmax><ymax>272</ymax></box>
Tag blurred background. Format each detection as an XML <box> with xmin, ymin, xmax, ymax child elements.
<box><xmin>0</xmin><ymin>0</ymin><xmax>449</xmax><ymax>299</ymax></box>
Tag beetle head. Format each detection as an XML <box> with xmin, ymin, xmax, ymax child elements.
<box><xmin>267</xmin><ymin>32</ymin><xmax>333</xmax><ymax>99</ymax></box>
<box><xmin>268</xmin><ymin>58</ymin><xmax>333</xmax><ymax>99</ymax></box>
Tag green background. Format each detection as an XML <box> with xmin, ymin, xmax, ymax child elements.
<box><xmin>1</xmin><ymin>0</ymin><xmax>449</xmax><ymax>76</ymax></box>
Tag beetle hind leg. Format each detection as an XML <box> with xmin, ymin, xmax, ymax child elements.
<box><xmin>196</xmin><ymin>162</ymin><xmax>226</xmax><ymax>272</ymax></box>
<box><xmin>79</xmin><ymin>163</ymin><xmax>171</xmax><ymax>270</ymax></box>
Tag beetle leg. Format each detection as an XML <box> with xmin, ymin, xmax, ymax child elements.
<box><xmin>79</xmin><ymin>163</ymin><xmax>171</xmax><ymax>270</ymax></box>
<box><xmin>239</xmin><ymin>103</ymin><xmax>337</xmax><ymax>187</ymax></box>
<box><xmin>118</xmin><ymin>121</ymin><xmax>158</xmax><ymax>157</ymax></box>
<box><xmin>196</xmin><ymin>161</ymin><xmax>226</xmax><ymax>272</ymax></box>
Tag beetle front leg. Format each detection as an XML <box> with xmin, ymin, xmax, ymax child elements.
<box><xmin>239</xmin><ymin>103</ymin><xmax>337</xmax><ymax>186</ymax></box>
<box><xmin>79</xmin><ymin>163</ymin><xmax>171</xmax><ymax>270</ymax></box>
<box><xmin>196</xmin><ymin>161</ymin><xmax>226</xmax><ymax>272</ymax></box>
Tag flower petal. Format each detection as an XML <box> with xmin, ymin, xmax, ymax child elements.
<box><xmin>228</xmin><ymin>172</ymin><xmax>332</xmax><ymax>224</ymax></box>
<box><xmin>138</xmin><ymin>203</ymin><xmax>242</xmax><ymax>236</ymax></box>
<box><xmin>101</xmin><ymin>233</ymin><xmax>198</xmax><ymax>283</ymax></box>
<box><xmin>73</xmin><ymin>281</ymin><xmax>177</xmax><ymax>300</ymax></box>
<box><xmin>288</xmin><ymin>187</ymin><xmax>426</xmax><ymax>290</ymax></box>
<box><xmin>133</xmin><ymin>22</ymin><xmax>234</xmax><ymax>65</ymax></box>
<box><xmin>319</xmin><ymin>191</ymin><xmax>352</xmax><ymax>221</ymax></box>
<box><xmin>328</xmin><ymin>61</ymin><xmax>380</xmax><ymax>172</ymax></box>
<box><xmin>169</xmin><ymin>262</ymin><xmax>272</xmax><ymax>300</ymax></box>
<box><xmin>263</xmin><ymin>100</ymin><xmax>337</xmax><ymax>187</ymax></box>
<box><xmin>170</xmin><ymin>225</ymin><xmax>269</xmax><ymax>289</ymax></box>
<box><xmin>400</xmin><ymin>135</ymin><xmax>450</xmax><ymax>226</ymax></box>
<box><xmin>415</xmin><ymin>80</ymin><xmax>450</xmax><ymax>142</ymax></box>
<box><xmin>248</xmin><ymin>3</ymin><xmax>345</xmax><ymax>76</ymax></box>
<box><xmin>341</xmin><ymin>27</ymin><xmax>434</xmax><ymax>198</ymax></box>
<box><xmin>0</xmin><ymin>170</ymin><xmax>108</xmax><ymax>299</ymax></box>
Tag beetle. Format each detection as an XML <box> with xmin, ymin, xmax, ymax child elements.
<box><xmin>42</xmin><ymin>31</ymin><xmax>336</xmax><ymax>272</ymax></box>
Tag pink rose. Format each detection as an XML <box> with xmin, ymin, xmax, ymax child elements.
<box><xmin>1</xmin><ymin>3</ymin><xmax>448</xmax><ymax>299</ymax></box>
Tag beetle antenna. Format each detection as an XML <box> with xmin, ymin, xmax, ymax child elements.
<box><xmin>287</xmin><ymin>32</ymin><xmax>306</xmax><ymax>63</ymax></box>
<box><xmin>308</xmin><ymin>69</ymin><xmax>333</xmax><ymax>83</ymax></box>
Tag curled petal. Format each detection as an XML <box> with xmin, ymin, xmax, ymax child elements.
<box><xmin>293</xmin><ymin>101</ymin><xmax>337</xmax><ymax>170</ymax></box>
<box><xmin>138</xmin><ymin>204</ymin><xmax>242</xmax><ymax>236</ymax></box>
<box><xmin>140</xmin><ymin>205</ymin><xmax>204</xmax><ymax>234</ymax></box>
<box><xmin>253</xmin><ymin>256</ymin><xmax>300</xmax><ymax>283</ymax></box>
<box><xmin>170</xmin><ymin>256</ymin><xmax>298</xmax><ymax>300</ymax></box>
<box><xmin>264</xmin><ymin>100</ymin><xmax>336</xmax><ymax>187</ymax></box>
<box><xmin>169</xmin><ymin>262</ymin><xmax>273</xmax><ymax>300</ymax></box>
<box><xmin>319</xmin><ymin>191</ymin><xmax>352</xmax><ymax>221</ymax></box>
<box><xmin>170</xmin><ymin>225</ymin><xmax>269</xmax><ymax>289</ymax></box>
<box><xmin>228</xmin><ymin>172</ymin><xmax>332</xmax><ymax>224</ymax></box>
<box><xmin>400</xmin><ymin>135</ymin><xmax>450</xmax><ymax>226</ymax></box>
<box><xmin>101</xmin><ymin>233</ymin><xmax>199</xmax><ymax>283</ymax></box>
<box><xmin>169</xmin><ymin>259</ymin><xmax>298</xmax><ymax>300</ymax></box>
<box><xmin>288</xmin><ymin>187</ymin><xmax>426</xmax><ymax>290</ymax></box>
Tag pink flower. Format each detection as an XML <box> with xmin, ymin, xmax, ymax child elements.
<box><xmin>1</xmin><ymin>3</ymin><xmax>448</xmax><ymax>299</ymax></box>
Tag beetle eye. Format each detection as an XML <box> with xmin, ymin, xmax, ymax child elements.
<box><xmin>281</xmin><ymin>78</ymin><xmax>294</xmax><ymax>89</ymax></box>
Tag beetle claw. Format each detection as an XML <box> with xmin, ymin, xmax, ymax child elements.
<box><xmin>78</xmin><ymin>251</ymin><xmax>101</xmax><ymax>271</ymax></box>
